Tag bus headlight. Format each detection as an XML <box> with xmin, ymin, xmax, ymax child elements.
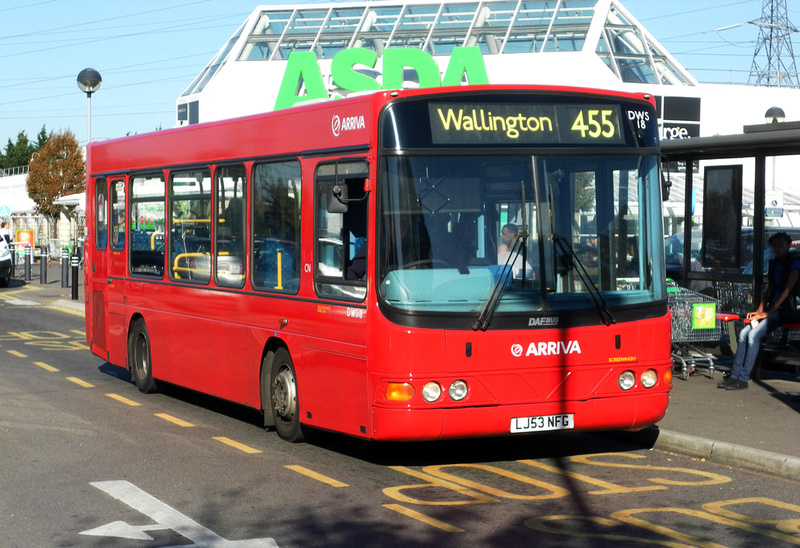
<box><xmin>448</xmin><ymin>380</ymin><xmax>468</xmax><ymax>401</ymax></box>
<box><xmin>640</xmin><ymin>369</ymin><xmax>658</xmax><ymax>389</ymax></box>
<box><xmin>618</xmin><ymin>371</ymin><xmax>636</xmax><ymax>391</ymax></box>
<box><xmin>422</xmin><ymin>382</ymin><xmax>442</xmax><ymax>402</ymax></box>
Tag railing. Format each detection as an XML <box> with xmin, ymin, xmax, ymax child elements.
<box><xmin>0</xmin><ymin>165</ymin><xmax>29</xmax><ymax>177</ymax></box>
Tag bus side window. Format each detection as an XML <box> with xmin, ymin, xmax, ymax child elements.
<box><xmin>130</xmin><ymin>174</ymin><xmax>166</xmax><ymax>278</ymax></box>
<box><xmin>251</xmin><ymin>160</ymin><xmax>302</xmax><ymax>293</ymax></box>
<box><xmin>216</xmin><ymin>165</ymin><xmax>247</xmax><ymax>289</ymax></box>
<box><xmin>314</xmin><ymin>160</ymin><xmax>368</xmax><ymax>301</ymax></box>
<box><xmin>169</xmin><ymin>169</ymin><xmax>212</xmax><ymax>283</ymax></box>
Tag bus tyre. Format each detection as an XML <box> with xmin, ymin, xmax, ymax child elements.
<box><xmin>269</xmin><ymin>348</ymin><xmax>304</xmax><ymax>442</ymax></box>
<box><xmin>129</xmin><ymin>319</ymin><xmax>157</xmax><ymax>394</ymax></box>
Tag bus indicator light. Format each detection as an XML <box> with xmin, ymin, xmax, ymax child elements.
<box><xmin>386</xmin><ymin>383</ymin><xmax>414</xmax><ymax>402</ymax></box>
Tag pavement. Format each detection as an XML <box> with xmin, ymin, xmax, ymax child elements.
<box><xmin>3</xmin><ymin>261</ymin><xmax>800</xmax><ymax>479</ymax></box>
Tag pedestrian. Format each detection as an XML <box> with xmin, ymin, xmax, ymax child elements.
<box><xmin>719</xmin><ymin>231</ymin><xmax>800</xmax><ymax>390</ymax></box>
<box><xmin>0</xmin><ymin>221</ymin><xmax>11</xmax><ymax>244</ymax></box>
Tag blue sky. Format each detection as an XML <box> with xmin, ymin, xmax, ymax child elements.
<box><xmin>0</xmin><ymin>0</ymin><xmax>794</xmax><ymax>152</ymax></box>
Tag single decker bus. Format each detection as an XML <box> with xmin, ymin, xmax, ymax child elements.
<box><xmin>84</xmin><ymin>85</ymin><xmax>672</xmax><ymax>442</ymax></box>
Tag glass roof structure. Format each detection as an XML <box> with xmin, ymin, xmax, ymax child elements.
<box><xmin>182</xmin><ymin>0</ymin><xmax>694</xmax><ymax>99</ymax></box>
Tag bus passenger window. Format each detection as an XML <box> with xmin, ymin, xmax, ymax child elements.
<box><xmin>314</xmin><ymin>160</ymin><xmax>368</xmax><ymax>301</ymax></box>
<box><xmin>216</xmin><ymin>165</ymin><xmax>246</xmax><ymax>288</ymax></box>
<box><xmin>130</xmin><ymin>174</ymin><xmax>165</xmax><ymax>277</ymax></box>
<box><xmin>251</xmin><ymin>160</ymin><xmax>301</xmax><ymax>293</ymax></box>
<box><xmin>170</xmin><ymin>169</ymin><xmax>211</xmax><ymax>283</ymax></box>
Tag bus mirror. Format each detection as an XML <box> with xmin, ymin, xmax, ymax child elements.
<box><xmin>327</xmin><ymin>184</ymin><xmax>349</xmax><ymax>214</ymax></box>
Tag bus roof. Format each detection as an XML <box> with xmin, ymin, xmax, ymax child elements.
<box><xmin>89</xmin><ymin>84</ymin><xmax>655</xmax><ymax>175</ymax></box>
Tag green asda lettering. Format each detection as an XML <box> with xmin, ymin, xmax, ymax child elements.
<box><xmin>275</xmin><ymin>47</ymin><xmax>490</xmax><ymax>110</ymax></box>
<box><xmin>437</xmin><ymin>107</ymin><xmax>554</xmax><ymax>139</ymax></box>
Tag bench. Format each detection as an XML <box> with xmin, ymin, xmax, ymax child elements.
<box><xmin>754</xmin><ymin>321</ymin><xmax>800</xmax><ymax>380</ymax></box>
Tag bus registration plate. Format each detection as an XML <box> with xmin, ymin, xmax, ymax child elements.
<box><xmin>510</xmin><ymin>414</ymin><xmax>574</xmax><ymax>433</ymax></box>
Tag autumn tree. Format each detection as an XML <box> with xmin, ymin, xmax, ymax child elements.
<box><xmin>26</xmin><ymin>129</ymin><xmax>85</xmax><ymax>219</ymax></box>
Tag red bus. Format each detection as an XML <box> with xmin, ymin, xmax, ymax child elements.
<box><xmin>84</xmin><ymin>85</ymin><xmax>672</xmax><ymax>442</ymax></box>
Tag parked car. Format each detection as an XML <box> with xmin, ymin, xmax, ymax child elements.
<box><xmin>0</xmin><ymin>238</ymin><xmax>11</xmax><ymax>287</ymax></box>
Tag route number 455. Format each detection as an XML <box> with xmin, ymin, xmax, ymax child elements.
<box><xmin>571</xmin><ymin>110</ymin><xmax>615</xmax><ymax>139</ymax></box>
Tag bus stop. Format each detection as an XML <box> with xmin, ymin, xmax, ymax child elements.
<box><xmin>661</xmin><ymin>120</ymin><xmax>800</xmax><ymax>374</ymax></box>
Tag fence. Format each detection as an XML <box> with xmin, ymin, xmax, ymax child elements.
<box><xmin>5</xmin><ymin>214</ymin><xmax>84</xmax><ymax>259</ymax></box>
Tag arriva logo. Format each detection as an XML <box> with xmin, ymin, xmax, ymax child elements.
<box><xmin>276</xmin><ymin>46</ymin><xmax>490</xmax><ymax>110</ymax></box>
<box><xmin>331</xmin><ymin>114</ymin><xmax>366</xmax><ymax>137</ymax></box>
<box><xmin>511</xmin><ymin>341</ymin><xmax>582</xmax><ymax>357</ymax></box>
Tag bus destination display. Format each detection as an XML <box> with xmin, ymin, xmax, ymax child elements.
<box><xmin>428</xmin><ymin>102</ymin><xmax>626</xmax><ymax>145</ymax></box>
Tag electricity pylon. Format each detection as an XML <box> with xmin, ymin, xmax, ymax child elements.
<box><xmin>748</xmin><ymin>0</ymin><xmax>799</xmax><ymax>87</ymax></box>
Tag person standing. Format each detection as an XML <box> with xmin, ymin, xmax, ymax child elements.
<box><xmin>0</xmin><ymin>221</ymin><xmax>11</xmax><ymax>244</ymax></box>
<box><xmin>719</xmin><ymin>232</ymin><xmax>800</xmax><ymax>390</ymax></box>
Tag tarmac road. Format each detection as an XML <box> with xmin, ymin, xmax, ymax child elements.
<box><xmin>3</xmin><ymin>261</ymin><xmax>800</xmax><ymax>481</ymax></box>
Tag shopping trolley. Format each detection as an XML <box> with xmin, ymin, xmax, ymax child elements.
<box><xmin>668</xmin><ymin>286</ymin><xmax>736</xmax><ymax>380</ymax></box>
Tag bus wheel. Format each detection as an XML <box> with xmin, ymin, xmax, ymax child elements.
<box><xmin>270</xmin><ymin>348</ymin><xmax>304</xmax><ymax>442</ymax></box>
<box><xmin>129</xmin><ymin>319</ymin><xmax>157</xmax><ymax>394</ymax></box>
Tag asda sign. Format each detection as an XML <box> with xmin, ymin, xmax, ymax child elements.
<box><xmin>275</xmin><ymin>46</ymin><xmax>490</xmax><ymax>110</ymax></box>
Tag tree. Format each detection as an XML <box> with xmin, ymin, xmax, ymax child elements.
<box><xmin>0</xmin><ymin>126</ymin><xmax>48</xmax><ymax>170</ymax></box>
<box><xmin>2</xmin><ymin>131</ymin><xmax>34</xmax><ymax>169</ymax></box>
<box><xmin>26</xmin><ymin>129</ymin><xmax>85</xmax><ymax>218</ymax></box>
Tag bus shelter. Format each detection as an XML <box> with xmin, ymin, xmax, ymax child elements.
<box><xmin>661</xmin><ymin>121</ymin><xmax>800</xmax><ymax>308</ymax></box>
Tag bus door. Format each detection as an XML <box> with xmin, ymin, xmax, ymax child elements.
<box><xmin>105</xmin><ymin>178</ymin><xmax>129</xmax><ymax>366</ymax></box>
<box><xmin>308</xmin><ymin>159</ymin><xmax>370</xmax><ymax>435</ymax></box>
<box><xmin>87</xmin><ymin>177</ymin><xmax>109</xmax><ymax>360</ymax></box>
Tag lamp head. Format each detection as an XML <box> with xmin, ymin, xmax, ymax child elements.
<box><xmin>77</xmin><ymin>68</ymin><xmax>102</xmax><ymax>96</ymax></box>
<box><xmin>764</xmin><ymin>106</ymin><xmax>785</xmax><ymax>124</ymax></box>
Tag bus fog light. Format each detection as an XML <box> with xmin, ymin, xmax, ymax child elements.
<box><xmin>641</xmin><ymin>369</ymin><xmax>658</xmax><ymax>388</ymax></box>
<box><xmin>618</xmin><ymin>371</ymin><xmax>635</xmax><ymax>391</ymax></box>
<box><xmin>448</xmin><ymin>380</ymin><xmax>468</xmax><ymax>401</ymax></box>
<box><xmin>386</xmin><ymin>383</ymin><xmax>414</xmax><ymax>401</ymax></box>
<box><xmin>422</xmin><ymin>382</ymin><xmax>442</xmax><ymax>402</ymax></box>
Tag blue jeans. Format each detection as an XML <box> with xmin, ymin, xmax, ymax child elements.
<box><xmin>730</xmin><ymin>313</ymin><xmax>781</xmax><ymax>382</ymax></box>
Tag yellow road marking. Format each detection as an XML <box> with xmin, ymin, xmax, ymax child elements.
<box><xmin>70</xmin><ymin>330</ymin><xmax>85</xmax><ymax>336</ymax></box>
<box><xmin>285</xmin><ymin>465</ymin><xmax>349</xmax><ymax>487</ymax></box>
<box><xmin>46</xmin><ymin>305</ymin><xmax>85</xmax><ymax>317</ymax></box>
<box><xmin>155</xmin><ymin>413</ymin><xmax>194</xmax><ymax>427</ymax></box>
<box><xmin>106</xmin><ymin>393</ymin><xmax>142</xmax><ymax>406</ymax></box>
<box><xmin>66</xmin><ymin>377</ymin><xmax>94</xmax><ymax>387</ymax></box>
<box><xmin>34</xmin><ymin>361</ymin><xmax>59</xmax><ymax>372</ymax></box>
<box><xmin>7</xmin><ymin>350</ymin><xmax>27</xmax><ymax>358</ymax></box>
<box><xmin>383</xmin><ymin>504</ymin><xmax>464</xmax><ymax>533</ymax></box>
<box><xmin>213</xmin><ymin>437</ymin><xmax>261</xmax><ymax>454</ymax></box>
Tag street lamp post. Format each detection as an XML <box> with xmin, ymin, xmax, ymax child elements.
<box><xmin>76</xmin><ymin>68</ymin><xmax>102</xmax><ymax>144</ymax></box>
<box><xmin>75</xmin><ymin>68</ymin><xmax>102</xmax><ymax>298</ymax></box>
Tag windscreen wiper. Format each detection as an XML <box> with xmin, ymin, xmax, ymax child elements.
<box><xmin>472</xmin><ymin>230</ymin><xmax>528</xmax><ymax>331</ymax></box>
<box><xmin>552</xmin><ymin>233</ymin><xmax>615</xmax><ymax>326</ymax></box>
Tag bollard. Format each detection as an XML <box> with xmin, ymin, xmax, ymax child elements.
<box><xmin>40</xmin><ymin>248</ymin><xmax>47</xmax><ymax>284</ymax></box>
<box><xmin>61</xmin><ymin>248</ymin><xmax>69</xmax><ymax>288</ymax></box>
<box><xmin>24</xmin><ymin>245</ymin><xmax>31</xmax><ymax>281</ymax></box>
<box><xmin>71</xmin><ymin>255</ymin><xmax>79</xmax><ymax>301</ymax></box>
